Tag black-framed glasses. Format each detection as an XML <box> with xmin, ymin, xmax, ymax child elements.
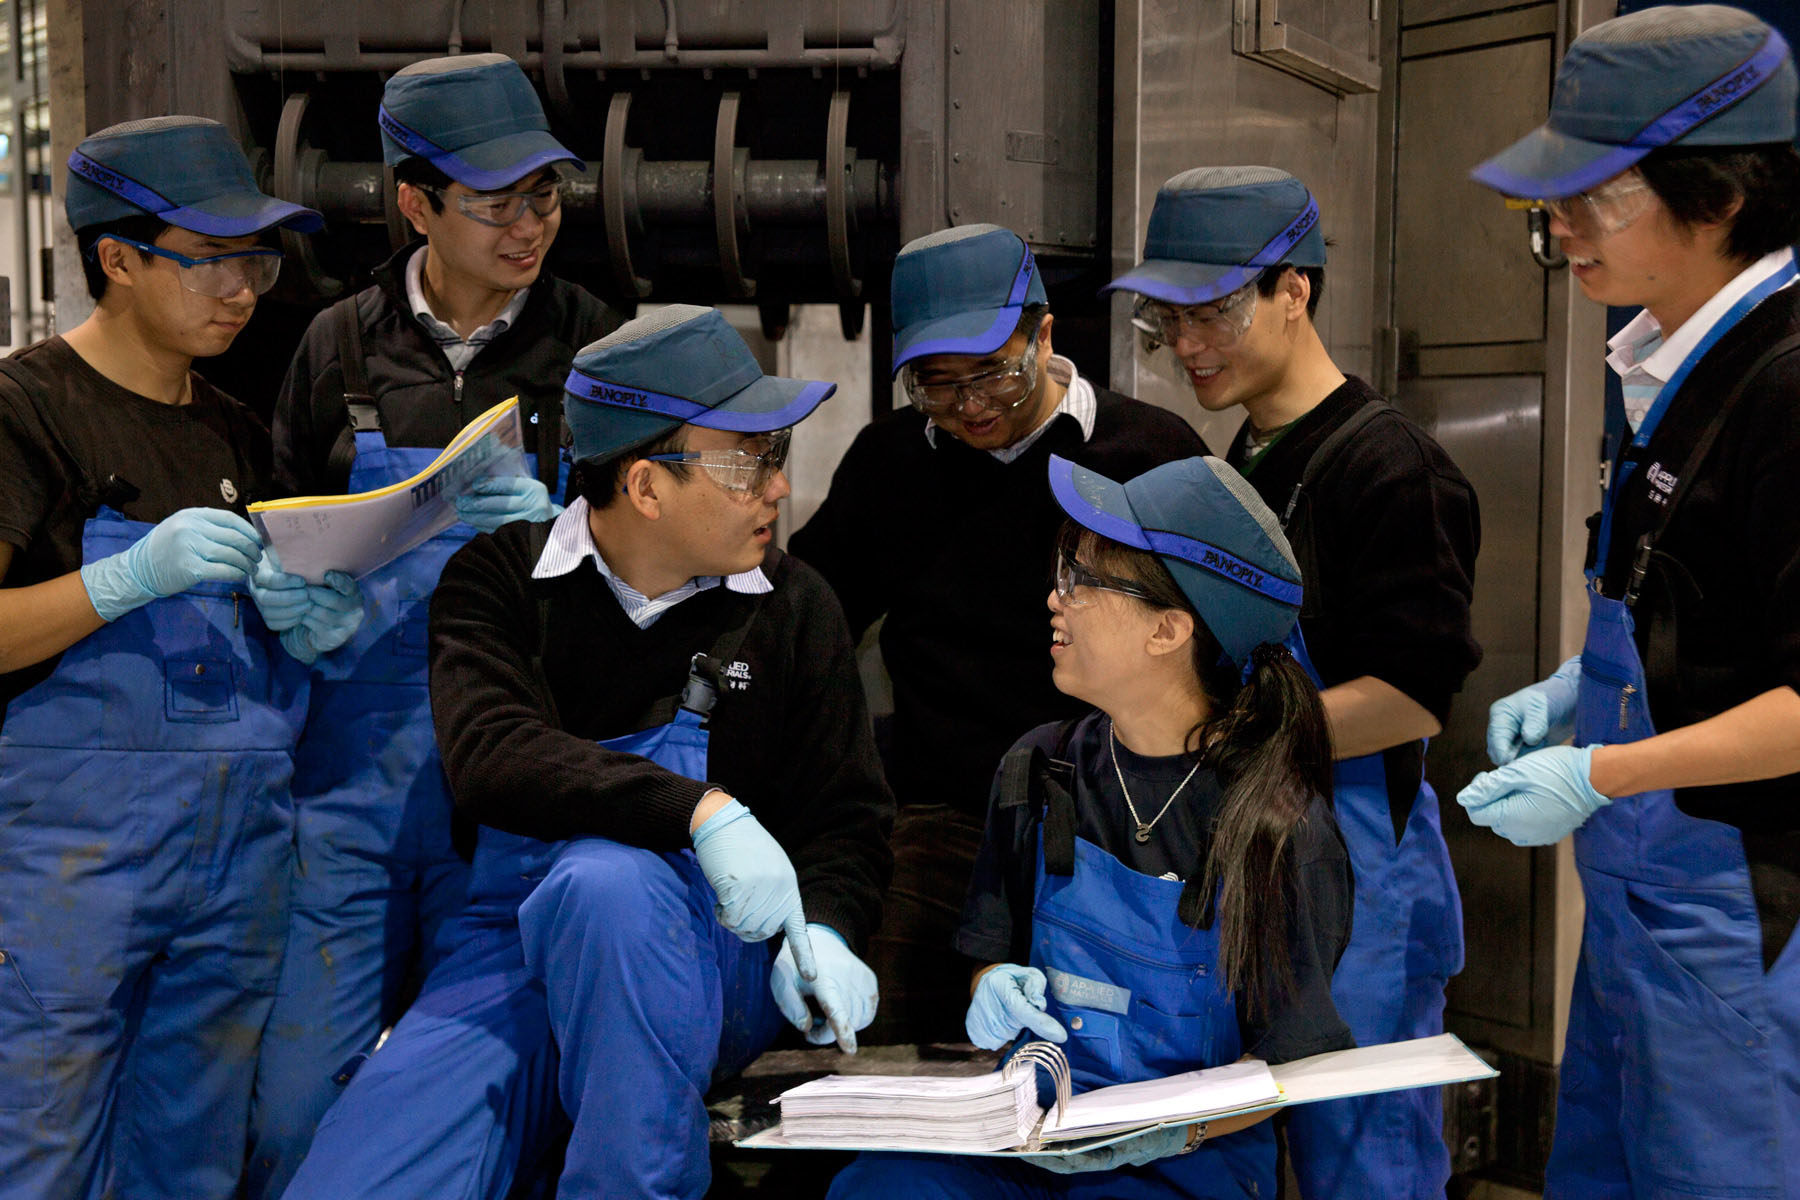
<box><xmin>414</xmin><ymin>181</ymin><xmax>563</xmax><ymax>228</ymax></box>
<box><xmin>644</xmin><ymin>427</ymin><xmax>793</xmax><ymax>498</ymax></box>
<box><xmin>91</xmin><ymin>235</ymin><xmax>283</xmax><ymax>298</ymax></box>
<box><xmin>901</xmin><ymin>332</ymin><xmax>1040</xmax><ymax>416</ymax></box>
<box><xmin>1054</xmin><ymin>551</ymin><xmax>1155</xmax><ymax>607</ymax></box>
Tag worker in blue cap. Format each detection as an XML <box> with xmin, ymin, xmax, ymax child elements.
<box><xmin>1466</xmin><ymin>6</ymin><xmax>1800</xmax><ymax>1194</ymax></box>
<box><xmin>1105</xmin><ymin>167</ymin><xmax>1481</xmax><ymax>1199</ymax></box>
<box><xmin>829</xmin><ymin>453</ymin><xmax>1353</xmax><ymax>1199</ymax></box>
<box><xmin>283</xmin><ymin>305</ymin><xmax>893</xmax><ymax>1200</ymax></box>
<box><xmin>791</xmin><ymin>224</ymin><xmax>1205</xmax><ymax>1042</ymax></box>
<box><xmin>249</xmin><ymin>54</ymin><xmax>620</xmax><ymax>1197</ymax></box>
<box><xmin>0</xmin><ymin>117</ymin><xmax>361</xmax><ymax>1198</ymax></box>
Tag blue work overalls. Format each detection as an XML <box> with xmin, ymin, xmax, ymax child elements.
<box><xmin>0</xmin><ymin>509</ymin><xmax>308</xmax><ymax>1199</ymax></box>
<box><xmin>283</xmin><ymin>660</ymin><xmax>785</xmax><ymax>1200</ymax></box>
<box><xmin>831</xmin><ymin>784</ymin><xmax>1276</xmax><ymax>1199</ymax></box>
<box><xmin>247</xmin><ymin>426</ymin><xmax>565</xmax><ymax>1196</ymax></box>
<box><xmin>1546</xmin><ymin>264</ymin><xmax>1800</xmax><ymax>1199</ymax></box>
<box><xmin>1285</xmin><ymin>743</ymin><xmax>1461</xmax><ymax>1198</ymax></box>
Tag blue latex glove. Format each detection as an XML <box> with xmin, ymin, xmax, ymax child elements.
<box><xmin>1487</xmin><ymin>656</ymin><xmax>1583</xmax><ymax>766</ymax></box>
<box><xmin>80</xmin><ymin>507</ymin><xmax>263</xmax><ymax>621</ymax></box>
<box><xmin>1023</xmin><ymin>1124</ymin><xmax>1192</xmax><ymax>1174</ymax></box>
<box><xmin>277</xmin><ymin>570</ymin><xmax>366</xmax><ymax>665</ymax></box>
<box><xmin>965</xmin><ymin>964</ymin><xmax>1067</xmax><ymax>1050</ymax></box>
<box><xmin>692</xmin><ymin>798</ymin><xmax>817</xmax><ymax>975</ymax></box>
<box><xmin>1458</xmin><ymin>745</ymin><xmax>1610</xmax><ymax>846</ymax></box>
<box><xmin>246</xmin><ymin>547</ymin><xmax>311</xmax><ymax>632</ymax></box>
<box><xmin>453</xmin><ymin>474</ymin><xmax>558</xmax><ymax>533</ymax></box>
<box><xmin>770</xmin><ymin>924</ymin><xmax>877</xmax><ymax>1054</ymax></box>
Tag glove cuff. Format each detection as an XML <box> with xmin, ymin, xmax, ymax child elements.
<box><xmin>690</xmin><ymin>797</ymin><xmax>750</xmax><ymax>846</ymax></box>
<box><xmin>79</xmin><ymin>554</ymin><xmax>150</xmax><ymax>622</ymax></box>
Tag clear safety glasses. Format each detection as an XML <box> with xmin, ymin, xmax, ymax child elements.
<box><xmin>1542</xmin><ymin>172</ymin><xmax>1653</xmax><ymax>238</ymax></box>
<box><xmin>901</xmin><ymin>333</ymin><xmax>1040</xmax><ymax>416</ymax></box>
<box><xmin>1054</xmin><ymin>552</ymin><xmax>1155</xmax><ymax>608</ymax></box>
<box><xmin>415</xmin><ymin>181</ymin><xmax>563</xmax><ymax>228</ymax></box>
<box><xmin>646</xmin><ymin>427</ymin><xmax>792</xmax><ymax>498</ymax></box>
<box><xmin>1131</xmin><ymin>283</ymin><xmax>1258</xmax><ymax>352</ymax></box>
<box><xmin>94</xmin><ymin>236</ymin><xmax>283</xmax><ymax>299</ymax></box>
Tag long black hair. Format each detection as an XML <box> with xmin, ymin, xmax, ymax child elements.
<box><xmin>1058</xmin><ymin>521</ymin><xmax>1334</xmax><ymax>1020</ymax></box>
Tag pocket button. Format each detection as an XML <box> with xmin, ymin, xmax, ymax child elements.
<box><xmin>1070</xmin><ymin>1016</ymin><xmax>1083</xmax><ymax>1031</ymax></box>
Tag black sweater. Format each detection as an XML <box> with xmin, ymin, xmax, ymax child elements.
<box><xmin>789</xmin><ymin>389</ymin><xmax>1209</xmax><ymax>819</ymax></box>
<box><xmin>428</xmin><ymin>523</ymin><xmax>894</xmax><ymax>950</ymax></box>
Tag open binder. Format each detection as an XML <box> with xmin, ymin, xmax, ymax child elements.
<box><xmin>247</xmin><ymin>397</ymin><xmax>529</xmax><ymax>583</ymax></box>
<box><xmin>739</xmin><ymin>1033</ymin><xmax>1496</xmax><ymax>1158</ymax></box>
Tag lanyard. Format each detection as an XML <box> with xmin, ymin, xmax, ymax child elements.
<box><xmin>1593</xmin><ymin>259</ymin><xmax>1799</xmax><ymax>582</ymax></box>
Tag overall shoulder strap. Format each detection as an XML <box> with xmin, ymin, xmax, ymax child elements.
<box><xmin>1279</xmin><ymin>399</ymin><xmax>1386</xmax><ymax>621</ymax></box>
<box><xmin>325</xmin><ymin>294</ymin><xmax>381</xmax><ymax>494</ymax></box>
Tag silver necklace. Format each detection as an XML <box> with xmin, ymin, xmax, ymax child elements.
<box><xmin>1109</xmin><ymin>719</ymin><xmax>1203</xmax><ymax>843</ymax></box>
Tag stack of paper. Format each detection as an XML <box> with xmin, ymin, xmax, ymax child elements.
<box><xmin>1042</xmin><ymin>1059</ymin><xmax>1280</xmax><ymax>1143</ymax></box>
<box><xmin>777</xmin><ymin>1069</ymin><xmax>1041</xmax><ymax>1152</ymax></box>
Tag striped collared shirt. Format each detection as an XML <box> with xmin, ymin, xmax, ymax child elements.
<box><xmin>405</xmin><ymin>247</ymin><xmax>532</xmax><ymax>372</ymax></box>
<box><xmin>530</xmin><ymin>496</ymin><xmax>773</xmax><ymax>629</ymax></box>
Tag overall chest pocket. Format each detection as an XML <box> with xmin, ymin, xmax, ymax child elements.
<box><xmin>165</xmin><ymin>657</ymin><xmax>239</xmax><ymax>723</ymax></box>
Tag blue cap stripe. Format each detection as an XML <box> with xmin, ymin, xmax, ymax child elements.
<box><xmin>67</xmin><ymin>151</ymin><xmax>176</xmax><ymax>216</ymax></box>
<box><xmin>1247</xmin><ymin>196</ymin><xmax>1320</xmax><ymax>267</ymax></box>
<box><xmin>1007</xmin><ymin>246</ymin><xmax>1038</xmax><ymax>305</ymax></box>
<box><xmin>1141</xmin><ymin>528</ymin><xmax>1303</xmax><ymax>608</ymax></box>
<box><xmin>1628</xmin><ymin>29</ymin><xmax>1790</xmax><ymax>149</ymax></box>
<box><xmin>1048</xmin><ymin>457</ymin><xmax>1155</xmax><ymax>550</ymax></box>
<box><xmin>563</xmin><ymin>370</ymin><xmax>713</xmax><ymax>421</ymax></box>
<box><xmin>378</xmin><ymin>105</ymin><xmax>449</xmax><ymax>161</ymax></box>
<box><xmin>894</xmin><ymin>305</ymin><xmax>1021</xmax><ymax>367</ymax></box>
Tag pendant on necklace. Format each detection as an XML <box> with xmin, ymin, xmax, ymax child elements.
<box><xmin>1134</xmin><ymin>824</ymin><xmax>1152</xmax><ymax>844</ymax></box>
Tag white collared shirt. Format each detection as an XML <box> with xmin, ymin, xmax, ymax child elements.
<box><xmin>405</xmin><ymin>246</ymin><xmax>532</xmax><ymax>372</ymax></box>
<box><xmin>922</xmin><ymin>355</ymin><xmax>1099</xmax><ymax>462</ymax></box>
<box><xmin>530</xmin><ymin>496</ymin><xmax>773</xmax><ymax>629</ymax></box>
<box><xmin>1606</xmin><ymin>247</ymin><xmax>1797</xmax><ymax>432</ymax></box>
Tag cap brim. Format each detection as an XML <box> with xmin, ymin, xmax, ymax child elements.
<box><xmin>163</xmin><ymin>189</ymin><xmax>324</xmax><ymax>237</ymax></box>
<box><xmin>1101</xmin><ymin>259</ymin><xmax>1255</xmax><ymax>306</ymax></box>
<box><xmin>1470</xmin><ymin>125</ymin><xmax>1649</xmax><ymax>199</ymax></box>
<box><xmin>1048</xmin><ymin>456</ymin><xmax>1153</xmax><ymax>552</ymax></box>
<box><xmin>891</xmin><ymin>305</ymin><xmax>1022</xmax><ymax>375</ymax></box>
<box><xmin>690</xmin><ymin>376</ymin><xmax>836</xmax><ymax>434</ymax></box>
<box><xmin>438</xmin><ymin>130</ymin><xmax>585</xmax><ymax>191</ymax></box>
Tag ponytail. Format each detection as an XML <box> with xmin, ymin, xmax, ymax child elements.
<box><xmin>1181</xmin><ymin>641</ymin><xmax>1333</xmax><ymax>1021</ymax></box>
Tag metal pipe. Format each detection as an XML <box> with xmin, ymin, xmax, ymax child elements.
<box><xmin>230</xmin><ymin>47</ymin><xmax>901</xmax><ymax>72</ymax></box>
<box><xmin>660</xmin><ymin>0</ymin><xmax>680</xmax><ymax>61</ymax></box>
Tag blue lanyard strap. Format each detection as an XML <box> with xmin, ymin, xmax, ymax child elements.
<box><xmin>1594</xmin><ymin>258</ymin><xmax>1800</xmax><ymax>587</ymax></box>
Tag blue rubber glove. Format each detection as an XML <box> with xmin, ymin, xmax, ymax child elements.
<box><xmin>1458</xmin><ymin>745</ymin><xmax>1610</xmax><ymax>846</ymax></box>
<box><xmin>1487</xmin><ymin>656</ymin><xmax>1583</xmax><ymax>766</ymax></box>
<box><xmin>246</xmin><ymin>547</ymin><xmax>311</xmax><ymax>632</ymax></box>
<box><xmin>1023</xmin><ymin>1124</ymin><xmax>1192</xmax><ymax>1174</ymax></box>
<box><xmin>770</xmin><ymin>924</ymin><xmax>877</xmax><ymax>1054</ymax></box>
<box><xmin>277</xmin><ymin>570</ymin><xmax>366</xmax><ymax>665</ymax></box>
<box><xmin>80</xmin><ymin>507</ymin><xmax>263</xmax><ymax>621</ymax></box>
<box><xmin>692</xmin><ymin>798</ymin><xmax>816</xmax><ymax>976</ymax></box>
<box><xmin>453</xmin><ymin>474</ymin><xmax>558</xmax><ymax>533</ymax></box>
<box><xmin>965</xmin><ymin>964</ymin><xmax>1067</xmax><ymax>1051</ymax></box>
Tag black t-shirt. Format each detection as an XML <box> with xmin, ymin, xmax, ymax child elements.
<box><xmin>955</xmin><ymin>713</ymin><xmax>1355</xmax><ymax>1065</ymax></box>
<box><xmin>0</xmin><ymin>336</ymin><xmax>272</xmax><ymax>712</ymax></box>
<box><xmin>1224</xmin><ymin>376</ymin><xmax>1481</xmax><ymax>726</ymax></box>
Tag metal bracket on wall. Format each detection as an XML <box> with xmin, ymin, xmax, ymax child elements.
<box><xmin>1232</xmin><ymin>0</ymin><xmax>1380</xmax><ymax>96</ymax></box>
<box><xmin>713</xmin><ymin>91</ymin><xmax>756</xmax><ymax>299</ymax></box>
<box><xmin>603</xmin><ymin>92</ymin><xmax>653</xmax><ymax>300</ymax></box>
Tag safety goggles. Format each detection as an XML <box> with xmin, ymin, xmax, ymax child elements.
<box><xmin>414</xmin><ymin>180</ymin><xmax>563</xmax><ymax>228</ymax></box>
<box><xmin>1131</xmin><ymin>283</ymin><xmax>1258</xmax><ymax>351</ymax></box>
<box><xmin>901</xmin><ymin>333</ymin><xmax>1040</xmax><ymax>416</ymax></box>
<box><xmin>645</xmin><ymin>427</ymin><xmax>792</xmax><ymax>498</ymax></box>
<box><xmin>1541</xmin><ymin>171</ymin><xmax>1653</xmax><ymax>238</ymax></box>
<box><xmin>1054</xmin><ymin>551</ymin><xmax>1155</xmax><ymax>608</ymax></box>
<box><xmin>92</xmin><ymin>235</ymin><xmax>283</xmax><ymax>299</ymax></box>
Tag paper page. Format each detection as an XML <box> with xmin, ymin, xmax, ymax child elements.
<box><xmin>249</xmin><ymin>398</ymin><xmax>529</xmax><ymax>583</ymax></box>
<box><xmin>1043</xmin><ymin>1059</ymin><xmax>1279</xmax><ymax>1141</ymax></box>
<box><xmin>1268</xmin><ymin>1033</ymin><xmax>1496</xmax><ymax>1105</ymax></box>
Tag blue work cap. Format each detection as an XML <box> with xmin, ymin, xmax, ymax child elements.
<box><xmin>889</xmin><ymin>225</ymin><xmax>1048</xmax><ymax>376</ymax></box>
<box><xmin>564</xmin><ymin>305</ymin><xmax>837</xmax><ymax>465</ymax></box>
<box><xmin>380</xmin><ymin>53</ymin><xmax>583</xmax><ymax>190</ymax></box>
<box><xmin>1049</xmin><ymin>453</ymin><xmax>1303</xmax><ymax>666</ymax></box>
<box><xmin>1104</xmin><ymin>167</ymin><xmax>1325</xmax><ymax>307</ymax></box>
<box><xmin>1472</xmin><ymin>5</ymin><xmax>1796</xmax><ymax>199</ymax></box>
<box><xmin>66</xmin><ymin>116</ymin><xmax>323</xmax><ymax>237</ymax></box>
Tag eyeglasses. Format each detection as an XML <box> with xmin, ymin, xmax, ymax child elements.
<box><xmin>414</xmin><ymin>181</ymin><xmax>563</xmax><ymax>228</ymax></box>
<box><xmin>645</xmin><ymin>427</ymin><xmax>792</xmax><ymax>498</ymax></box>
<box><xmin>1054</xmin><ymin>552</ymin><xmax>1155</xmax><ymax>607</ymax></box>
<box><xmin>1541</xmin><ymin>172</ymin><xmax>1653</xmax><ymax>238</ymax></box>
<box><xmin>901</xmin><ymin>333</ymin><xmax>1041</xmax><ymax>416</ymax></box>
<box><xmin>92</xmin><ymin>236</ymin><xmax>283</xmax><ymax>299</ymax></box>
<box><xmin>1131</xmin><ymin>284</ymin><xmax>1258</xmax><ymax>352</ymax></box>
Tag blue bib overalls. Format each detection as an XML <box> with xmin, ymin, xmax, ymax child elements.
<box><xmin>0</xmin><ymin>509</ymin><xmax>308</xmax><ymax>1199</ymax></box>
